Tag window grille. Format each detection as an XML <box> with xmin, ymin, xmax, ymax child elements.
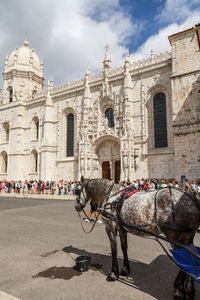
<box><xmin>153</xmin><ymin>93</ymin><xmax>168</xmax><ymax>148</ymax></box>
<box><xmin>36</xmin><ymin>120</ymin><xmax>39</xmax><ymax>140</ymax></box>
<box><xmin>67</xmin><ymin>113</ymin><xmax>74</xmax><ymax>156</ymax></box>
<box><xmin>9</xmin><ymin>88</ymin><xmax>13</xmax><ymax>102</ymax></box>
<box><xmin>35</xmin><ymin>152</ymin><xmax>38</xmax><ymax>172</ymax></box>
<box><xmin>105</xmin><ymin>108</ymin><xmax>114</xmax><ymax>128</ymax></box>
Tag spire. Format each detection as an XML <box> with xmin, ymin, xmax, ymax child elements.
<box><xmin>85</xmin><ymin>64</ymin><xmax>90</xmax><ymax>84</ymax></box>
<box><xmin>50</xmin><ymin>76</ymin><xmax>53</xmax><ymax>89</ymax></box>
<box><xmin>40</xmin><ymin>60</ymin><xmax>43</xmax><ymax>71</ymax></box>
<box><xmin>150</xmin><ymin>49</ymin><xmax>154</xmax><ymax>60</ymax></box>
<box><xmin>124</xmin><ymin>48</ymin><xmax>130</xmax><ymax>75</ymax></box>
<box><xmin>105</xmin><ymin>45</ymin><xmax>110</xmax><ymax>61</ymax></box>
<box><xmin>24</xmin><ymin>40</ymin><xmax>29</xmax><ymax>47</ymax></box>
<box><xmin>84</xmin><ymin>64</ymin><xmax>91</xmax><ymax>99</ymax></box>
<box><xmin>125</xmin><ymin>48</ymin><xmax>130</xmax><ymax>63</ymax></box>
<box><xmin>103</xmin><ymin>45</ymin><xmax>111</xmax><ymax>76</ymax></box>
<box><xmin>5</xmin><ymin>55</ymin><xmax>8</xmax><ymax>68</ymax></box>
<box><xmin>124</xmin><ymin>48</ymin><xmax>132</xmax><ymax>92</ymax></box>
<box><xmin>46</xmin><ymin>78</ymin><xmax>53</xmax><ymax>105</ymax></box>
<box><xmin>47</xmin><ymin>80</ymin><xmax>51</xmax><ymax>95</ymax></box>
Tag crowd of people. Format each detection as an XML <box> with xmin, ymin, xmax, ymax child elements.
<box><xmin>0</xmin><ymin>180</ymin><xmax>78</xmax><ymax>195</ymax></box>
<box><xmin>0</xmin><ymin>178</ymin><xmax>199</xmax><ymax>198</ymax></box>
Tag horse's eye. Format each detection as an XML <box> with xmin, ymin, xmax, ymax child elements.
<box><xmin>75</xmin><ymin>188</ymin><xmax>81</xmax><ymax>196</ymax></box>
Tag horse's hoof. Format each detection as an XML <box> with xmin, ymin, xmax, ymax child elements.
<box><xmin>174</xmin><ymin>287</ymin><xmax>194</xmax><ymax>300</ymax></box>
<box><xmin>120</xmin><ymin>267</ymin><xmax>130</xmax><ymax>276</ymax></box>
<box><xmin>106</xmin><ymin>273</ymin><xmax>118</xmax><ymax>281</ymax></box>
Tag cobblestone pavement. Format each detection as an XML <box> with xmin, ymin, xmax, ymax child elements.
<box><xmin>0</xmin><ymin>196</ymin><xmax>199</xmax><ymax>300</ymax></box>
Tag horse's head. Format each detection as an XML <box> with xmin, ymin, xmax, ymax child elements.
<box><xmin>74</xmin><ymin>176</ymin><xmax>89</xmax><ymax>211</ymax></box>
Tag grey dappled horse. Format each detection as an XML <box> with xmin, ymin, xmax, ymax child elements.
<box><xmin>75</xmin><ymin>177</ymin><xmax>200</xmax><ymax>300</ymax></box>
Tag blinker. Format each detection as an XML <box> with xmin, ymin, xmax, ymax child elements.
<box><xmin>75</xmin><ymin>188</ymin><xmax>81</xmax><ymax>196</ymax></box>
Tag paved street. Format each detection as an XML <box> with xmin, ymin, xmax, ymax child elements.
<box><xmin>0</xmin><ymin>196</ymin><xmax>199</xmax><ymax>300</ymax></box>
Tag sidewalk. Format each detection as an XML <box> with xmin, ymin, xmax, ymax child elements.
<box><xmin>0</xmin><ymin>291</ymin><xmax>20</xmax><ymax>300</ymax></box>
<box><xmin>0</xmin><ymin>192</ymin><xmax>76</xmax><ymax>201</ymax></box>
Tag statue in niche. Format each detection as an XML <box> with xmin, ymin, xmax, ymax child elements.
<box><xmin>80</xmin><ymin>158</ymin><xmax>84</xmax><ymax>170</ymax></box>
<box><xmin>123</xmin><ymin>154</ymin><xmax>128</xmax><ymax>168</ymax></box>
<box><xmin>87</xmin><ymin>158</ymin><xmax>90</xmax><ymax>171</ymax></box>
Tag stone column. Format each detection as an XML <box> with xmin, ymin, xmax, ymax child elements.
<box><xmin>40</xmin><ymin>80</ymin><xmax>57</xmax><ymax>181</ymax></box>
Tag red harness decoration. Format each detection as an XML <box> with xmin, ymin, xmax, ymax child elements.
<box><xmin>120</xmin><ymin>188</ymin><xmax>138</xmax><ymax>199</ymax></box>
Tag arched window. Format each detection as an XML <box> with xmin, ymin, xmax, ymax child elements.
<box><xmin>36</xmin><ymin>120</ymin><xmax>39</xmax><ymax>139</ymax></box>
<box><xmin>3</xmin><ymin>122</ymin><xmax>9</xmax><ymax>142</ymax></box>
<box><xmin>31</xmin><ymin>149</ymin><xmax>38</xmax><ymax>172</ymax></box>
<box><xmin>105</xmin><ymin>108</ymin><xmax>114</xmax><ymax>128</ymax></box>
<box><xmin>32</xmin><ymin>90</ymin><xmax>37</xmax><ymax>98</ymax></box>
<box><xmin>8</xmin><ymin>87</ymin><xmax>13</xmax><ymax>103</ymax></box>
<box><xmin>66</xmin><ymin>113</ymin><xmax>74</xmax><ymax>157</ymax></box>
<box><xmin>1</xmin><ymin>151</ymin><xmax>8</xmax><ymax>173</ymax></box>
<box><xmin>32</xmin><ymin>117</ymin><xmax>39</xmax><ymax>140</ymax></box>
<box><xmin>153</xmin><ymin>93</ymin><xmax>168</xmax><ymax>148</ymax></box>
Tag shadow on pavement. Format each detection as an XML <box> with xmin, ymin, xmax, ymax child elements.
<box><xmin>62</xmin><ymin>245</ymin><xmax>177</xmax><ymax>300</ymax></box>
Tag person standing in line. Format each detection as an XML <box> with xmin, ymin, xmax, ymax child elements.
<box><xmin>71</xmin><ymin>182</ymin><xmax>75</xmax><ymax>195</ymax></box>
<box><xmin>190</xmin><ymin>180</ymin><xmax>197</xmax><ymax>197</ymax></box>
<box><xmin>58</xmin><ymin>180</ymin><xmax>62</xmax><ymax>195</ymax></box>
<box><xmin>64</xmin><ymin>181</ymin><xmax>68</xmax><ymax>195</ymax></box>
<box><xmin>45</xmin><ymin>181</ymin><xmax>50</xmax><ymax>194</ymax></box>
<box><xmin>197</xmin><ymin>181</ymin><xmax>200</xmax><ymax>199</ymax></box>
<box><xmin>184</xmin><ymin>179</ymin><xmax>191</xmax><ymax>192</ymax></box>
<box><xmin>174</xmin><ymin>181</ymin><xmax>179</xmax><ymax>188</ymax></box>
<box><xmin>17</xmin><ymin>180</ymin><xmax>21</xmax><ymax>193</ymax></box>
<box><xmin>41</xmin><ymin>181</ymin><xmax>45</xmax><ymax>194</ymax></box>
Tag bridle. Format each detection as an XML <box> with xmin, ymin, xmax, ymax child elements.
<box><xmin>75</xmin><ymin>181</ymin><xmax>115</xmax><ymax>233</ymax></box>
<box><xmin>75</xmin><ymin>184</ymin><xmax>87</xmax><ymax>210</ymax></box>
<box><xmin>75</xmin><ymin>181</ymin><xmax>98</xmax><ymax>234</ymax></box>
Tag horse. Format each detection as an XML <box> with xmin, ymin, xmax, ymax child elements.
<box><xmin>74</xmin><ymin>177</ymin><xmax>200</xmax><ymax>300</ymax></box>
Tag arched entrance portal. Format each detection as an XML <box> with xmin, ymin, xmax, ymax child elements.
<box><xmin>102</xmin><ymin>161</ymin><xmax>111</xmax><ymax>180</ymax></box>
<box><xmin>95</xmin><ymin>138</ymin><xmax>120</xmax><ymax>183</ymax></box>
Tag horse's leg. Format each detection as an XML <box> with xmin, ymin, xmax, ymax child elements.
<box><xmin>119</xmin><ymin>228</ymin><xmax>130</xmax><ymax>276</ymax></box>
<box><xmin>174</xmin><ymin>270</ymin><xmax>195</xmax><ymax>300</ymax></box>
<box><xmin>105</xmin><ymin>224</ymin><xmax>119</xmax><ymax>281</ymax></box>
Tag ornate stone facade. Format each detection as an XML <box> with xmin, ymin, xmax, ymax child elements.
<box><xmin>0</xmin><ymin>25</ymin><xmax>200</xmax><ymax>182</ymax></box>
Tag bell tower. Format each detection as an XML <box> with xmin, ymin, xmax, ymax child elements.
<box><xmin>3</xmin><ymin>40</ymin><xmax>44</xmax><ymax>104</ymax></box>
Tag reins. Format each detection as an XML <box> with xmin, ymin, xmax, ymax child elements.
<box><xmin>76</xmin><ymin>181</ymin><xmax>116</xmax><ymax>234</ymax></box>
<box><xmin>77</xmin><ymin>210</ymin><xmax>97</xmax><ymax>234</ymax></box>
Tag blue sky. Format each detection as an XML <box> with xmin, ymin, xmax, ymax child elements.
<box><xmin>0</xmin><ymin>0</ymin><xmax>199</xmax><ymax>87</ymax></box>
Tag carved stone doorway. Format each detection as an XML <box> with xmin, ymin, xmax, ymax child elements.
<box><xmin>102</xmin><ymin>161</ymin><xmax>111</xmax><ymax>180</ymax></box>
<box><xmin>94</xmin><ymin>137</ymin><xmax>120</xmax><ymax>181</ymax></box>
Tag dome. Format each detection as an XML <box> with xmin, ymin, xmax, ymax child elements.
<box><xmin>7</xmin><ymin>41</ymin><xmax>42</xmax><ymax>74</ymax></box>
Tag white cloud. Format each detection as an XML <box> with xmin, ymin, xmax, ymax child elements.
<box><xmin>0</xmin><ymin>0</ymin><xmax>143</xmax><ymax>87</ymax></box>
<box><xmin>132</xmin><ymin>3</ymin><xmax>200</xmax><ymax>62</ymax></box>
<box><xmin>0</xmin><ymin>0</ymin><xmax>199</xmax><ymax>88</ymax></box>
<box><xmin>158</xmin><ymin>0</ymin><xmax>200</xmax><ymax>23</ymax></box>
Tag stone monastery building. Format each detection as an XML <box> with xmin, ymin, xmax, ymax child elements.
<box><xmin>0</xmin><ymin>24</ymin><xmax>200</xmax><ymax>182</ymax></box>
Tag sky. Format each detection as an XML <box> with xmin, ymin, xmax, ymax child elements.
<box><xmin>0</xmin><ymin>0</ymin><xmax>200</xmax><ymax>88</ymax></box>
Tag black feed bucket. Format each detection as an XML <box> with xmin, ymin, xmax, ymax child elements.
<box><xmin>75</xmin><ymin>255</ymin><xmax>91</xmax><ymax>272</ymax></box>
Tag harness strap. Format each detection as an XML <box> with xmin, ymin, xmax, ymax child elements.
<box><xmin>116</xmin><ymin>212</ymin><xmax>200</xmax><ymax>260</ymax></box>
<box><xmin>101</xmin><ymin>187</ymin><xmax>197</xmax><ymax>234</ymax></box>
<box><xmin>157</xmin><ymin>221</ymin><xmax>195</xmax><ymax>233</ymax></box>
<box><xmin>169</xmin><ymin>187</ymin><xmax>175</xmax><ymax>225</ymax></box>
<box><xmin>105</xmin><ymin>183</ymin><xmax>115</xmax><ymax>203</ymax></box>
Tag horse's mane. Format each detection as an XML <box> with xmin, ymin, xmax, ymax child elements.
<box><xmin>83</xmin><ymin>178</ymin><xmax>113</xmax><ymax>205</ymax></box>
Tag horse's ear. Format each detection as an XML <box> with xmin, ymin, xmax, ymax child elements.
<box><xmin>81</xmin><ymin>176</ymin><xmax>84</xmax><ymax>183</ymax></box>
